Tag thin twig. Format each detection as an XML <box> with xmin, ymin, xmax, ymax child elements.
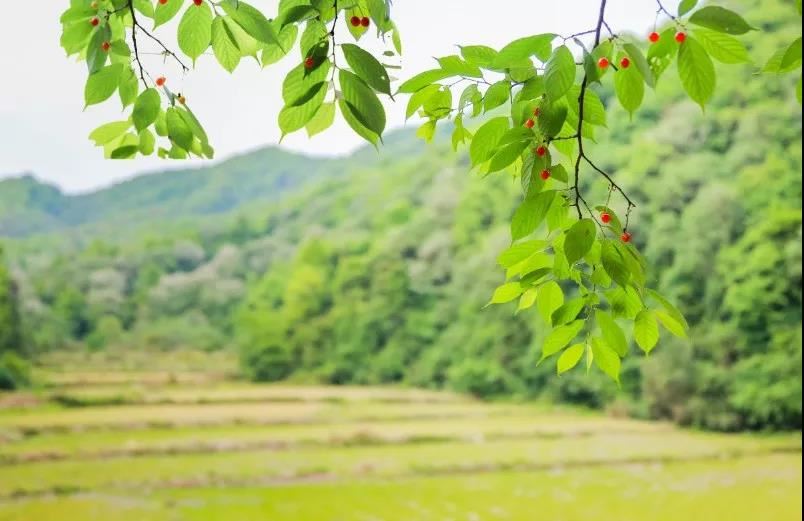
<box><xmin>128</xmin><ymin>2</ymin><xmax>147</xmax><ymax>85</ymax></box>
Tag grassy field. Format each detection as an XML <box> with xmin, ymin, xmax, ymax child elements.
<box><xmin>0</xmin><ymin>366</ymin><xmax>800</xmax><ymax>520</ymax></box>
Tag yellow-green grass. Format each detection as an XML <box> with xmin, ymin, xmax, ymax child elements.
<box><xmin>34</xmin><ymin>349</ymin><xmax>239</xmax><ymax>377</ymax></box>
<box><xmin>0</xmin><ymin>429</ymin><xmax>798</xmax><ymax>496</ymax></box>
<box><xmin>0</xmin><ymin>414</ymin><xmax>672</xmax><ymax>461</ymax></box>
<box><xmin>0</xmin><ymin>455</ymin><xmax>799</xmax><ymax>521</ymax></box>
<box><xmin>37</xmin><ymin>382</ymin><xmax>471</xmax><ymax>407</ymax></box>
<box><xmin>0</xmin><ymin>400</ymin><xmax>546</xmax><ymax>433</ymax></box>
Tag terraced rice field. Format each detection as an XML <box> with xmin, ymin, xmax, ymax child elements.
<box><xmin>0</xmin><ymin>370</ymin><xmax>800</xmax><ymax>520</ymax></box>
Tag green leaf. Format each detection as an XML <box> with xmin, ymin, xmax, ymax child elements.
<box><xmin>138</xmin><ymin>128</ymin><xmax>156</xmax><ymax>155</ymax></box>
<box><xmin>540</xmin><ymin>320</ymin><xmax>585</xmax><ymax>362</ymax></box>
<box><xmin>538</xmin><ymin>99</ymin><xmax>568</xmax><ymax>137</ymax></box>
<box><xmin>537</xmin><ymin>280</ymin><xmax>564</xmax><ymax>325</ymax></box>
<box><xmin>221</xmin><ymin>0</ymin><xmax>280</xmax><ymax>46</ymax></box>
<box><xmin>178</xmin><ymin>2</ymin><xmax>213</xmax><ymax>62</ymax></box>
<box><xmin>487</xmin><ymin>282</ymin><xmax>525</xmax><ymax>306</ymax></box>
<box><xmin>693</xmin><ymin>28</ymin><xmax>750</xmax><ymax>64</ymax></box>
<box><xmin>781</xmin><ymin>37</ymin><xmax>803</xmax><ymax>70</ymax></box>
<box><xmin>689</xmin><ymin>6</ymin><xmax>756</xmax><ymax>35</ymax></box>
<box><xmin>134</xmin><ymin>0</ymin><xmax>155</xmax><ymax>18</ymax></box>
<box><xmin>549</xmin><ymin>164</ymin><xmax>569</xmax><ymax>183</ymax></box>
<box><xmin>648</xmin><ymin>28</ymin><xmax>680</xmax><ymax>80</ymax></box>
<box><xmin>416</xmin><ymin>120</ymin><xmax>437</xmax><ymax>142</ymax></box>
<box><xmin>544</xmin><ymin>45</ymin><xmax>576</xmax><ymax>101</ymax></box>
<box><xmin>165</xmin><ymin>107</ymin><xmax>193</xmax><ymax>150</ymax></box>
<box><xmin>460</xmin><ymin>45</ymin><xmax>498</xmax><ymax>68</ymax></box>
<box><xmin>557</xmin><ymin>343</ymin><xmax>585</xmax><ymax>375</ymax></box>
<box><xmin>110</xmin><ymin>145</ymin><xmax>139</xmax><ymax>159</ymax></box>
<box><xmin>601</xmin><ymin>239</ymin><xmax>630</xmax><ymax>287</ymax></box>
<box><xmin>339</xmin><ymin>69</ymin><xmax>386</xmax><ymax>138</ymax></box>
<box><xmin>342</xmin><ymin>44</ymin><xmax>392</xmax><ymax>95</ymax></box>
<box><xmin>763</xmin><ymin>47</ymin><xmax>802</xmax><ymax>73</ymax></box>
<box><xmin>212</xmin><ymin>17</ymin><xmax>242</xmax><ymax>72</ymax></box>
<box><xmin>339</xmin><ymin>99</ymin><xmax>379</xmax><ymax>146</ymax></box>
<box><xmin>517</xmin><ymin>288</ymin><xmax>538</xmax><ymax>313</ymax></box>
<box><xmin>678</xmin><ymin>0</ymin><xmax>698</xmax><ymax>16</ymax></box>
<box><xmin>118</xmin><ymin>67</ymin><xmax>139</xmax><ymax>108</ymax></box>
<box><xmin>178</xmin><ymin>105</ymin><xmax>210</xmax><ymax>146</ymax></box>
<box><xmin>655</xmin><ymin>309</ymin><xmax>688</xmax><ymax>339</ymax></box>
<box><xmin>614</xmin><ymin>60</ymin><xmax>644</xmax><ymax>116</ymax></box>
<box><xmin>634</xmin><ymin>309</ymin><xmax>659</xmax><ymax>353</ymax></box>
<box><xmin>551</xmin><ymin>298</ymin><xmax>586</xmax><ymax>326</ymax></box>
<box><xmin>406</xmin><ymin>84</ymin><xmax>440</xmax><ymax>119</ymax></box>
<box><xmin>622</xmin><ymin>43</ymin><xmax>655</xmax><ymax>87</ymax></box>
<box><xmin>283</xmin><ymin>60</ymin><xmax>331</xmax><ymax>105</ymax></box>
<box><xmin>398</xmin><ymin>69</ymin><xmax>453</xmax><ymax>94</ymax></box>
<box><xmin>306</xmin><ymin>102</ymin><xmax>336</xmax><ymax>137</ymax></box>
<box><xmin>491</xmin><ymin>34</ymin><xmax>556</xmax><ymax>69</ymax></box>
<box><xmin>469</xmin><ymin>117</ymin><xmax>509</xmax><ymax>165</ymax></box>
<box><xmin>484</xmin><ymin>81</ymin><xmax>512</xmax><ymax>112</ymax></box>
<box><xmin>154</xmin><ymin>0</ymin><xmax>185</xmax><ymax>29</ymax></box>
<box><xmin>488</xmin><ymin>141</ymin><xmax>529</xmax><ymax>173</ymax></box>
<box><xmin>677</xmin><ymin>37</ymin><xmax>716</xmax><ymax>109</ymax></box>
<box><xmin>132</xmin><ymin>88</ymin><xmax>161</xmax><ymax>132</ymax></box>
<box><xmin>89</xmin><ymin>120</ymin><xmax>131</xmax><ymax>145</ymax></box>
<box><xmin>84</xmin><ymin>63</ymin><xmax>123</xmax><ymax>107</ymax></box>
<box><xmin>511</xmin><ymin>191</ymin><xmax>556</xmax><ymax>241</ymax></box>
<box><xmin>437</xmin><ymin>55</ymin><xmax>483</xmax><ymax>78</ymax></box>
<box><xmin>279</xmin><ymin>82</ymin><xmax>327</xmax><ymax>135</ymax></box>
<box><xmin>86</xmin><ymin>25</ymin><xmax>111</xmax><ymax>74</ymax></box>
<box><xmin>596</xmin><ymin>310</ymin><xmax>628</xmax><ymax>357</ymax></box>
<box><xmin>262</xmin><ymin>24</ymin><xmax>297</xmax><ymax>65</ymax></box>
<box><xmin>647</xmin><ymin>289</ymin><xmax>690</xmax><ymax>330</ymax></box>
<box><xmin>591</xmin><ymin>337</ymin><xmax>621</xmax><ymax>383</ymax></box>
<box><xmin>564</xmin><ymin>219</ymin><xmax>596</xmax><ymax>264</ymax></box>
<box><xmin>497</xmin><ymin>241</ymin><xmax>548</xmax><ymax>268</ymax></box>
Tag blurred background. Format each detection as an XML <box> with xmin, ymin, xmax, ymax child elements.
<box><xmin>0</xmin><ymin>0</ymin><xmax>801</xmax><ymax>519</ymax></box>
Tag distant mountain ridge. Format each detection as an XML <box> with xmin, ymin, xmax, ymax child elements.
<box><xmin>0</xmin><ymin>146</ymin><xmax>346</xmax><ymax>238</ymax></box>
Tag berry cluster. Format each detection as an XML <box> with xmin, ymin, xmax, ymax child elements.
<box><xmin>350</xmin><ymin>16</ymin><xmax>371</xmax><ymax>28</ymax></box>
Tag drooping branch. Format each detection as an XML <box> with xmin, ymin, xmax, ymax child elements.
<box><xmin>128</xmin><ymin>1</ymin><xmax>147</xmax><ymax>85</ymax></box>
<box><xmin>570</xmin><ymin>0</ymin><xmax>636</xmax><ymax>224</ymax></box>
<box><xmin>127</xmin><ymin>0</ymin><xmax>189</xmax><ymax>88</ymax></box>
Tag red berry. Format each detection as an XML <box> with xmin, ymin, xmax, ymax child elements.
<box><xmin>597</xmin><ymin>57</ymin><xmax>610</xmax><ymax>69</ymax></box>
<box><xmin>540</xmin><ymin>169</ymin><xmax>550</xmax><ymax>180</ymax></box>
<box><xmin>361</xmin><ymin>16</ymin><xmax>370</xmax><ymax>27</ymax></box>
<box><xmin>535</xmin><ymin>145</ymin><xmax>547</xmax><ymax>157</ymax></box>
<box><xmin>101</xmin><ymin>41</ymin><xmax>110</xmax><ymax>52</ymax></box>
<box><xmin>621</xmin><ymin>231</ymin><xmax>632</xmax><ymax>243</ymax></box>
<box><xmin>648</xmin><ymin>31</ymin><xmax>660</xmax><ymax>43</ymax></box>
<box><xmin>193</xmin><ymin>0</ymin><xmax>203</xmax><ymax>5</ymax></box>
<box><xmin>524</xmin><ymin>119</ymin><xmax>535</xmax><ymax>129</ymax></box>
<box><xmin>155</xmin><ymin>76</ymin><xmax>166</xmax><ymax>87</ymax></box>
<box><xmin>675</xmin><ymin>31</ymin><xmax>686</xmax><ymax>43</ymax></box>
<box><xmin>533</xmin><ymin>107</ymin><xmax>541</xmax><ymax>117</ymax></box>
<box><xmin>350</xmin><ymin>16</ymin><xmax>361</xmax><ymax>26</ymax></box>
<box><xmin>90</xmin><ymin>17</ymin><xmax>99</xmax><ymax>26</ymax></box>
<box><xmin>159</xmin><ymin>0</ymin><xmax>168</xmax><ymax>4</ymax></box>
<box><xmin>600</xmin><ymin>212</ymin><xmax>612</xmax><ymax>224</ymax></box>
<box><xmin>304</xmin><ymin>57</ymin><xmax>315</xmax><ymax>69</ymax></box>
<box><xmin>619</xmin><ymin>57</ymin><xmax>630</xmax><ymax>69</ymax></box>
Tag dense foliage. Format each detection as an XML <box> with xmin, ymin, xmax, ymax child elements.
<box><xmin>3</xmin><ymin>0</ymin><xmax>802</xmax><ymax>427</ymax></box>
<box><xmin>55</xmin><ymin>0</ymin><xmax>803</xmax><ymax>383</ymax></box>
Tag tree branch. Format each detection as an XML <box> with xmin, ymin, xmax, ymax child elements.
<box><xmin>571</xmin><ymin>0</ymin><xmax>636</xmax><ymax>222</ymax></box>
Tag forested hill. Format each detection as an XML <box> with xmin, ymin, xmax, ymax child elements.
<box><xmin>1</xmin><ymin>0</ymin><xmax>800</xmax><ymax>431</ymax></box>
<box><xmin>0</xmin><ymin>146</ymin><xmax>348</xmax><ymax>238</ymax></box>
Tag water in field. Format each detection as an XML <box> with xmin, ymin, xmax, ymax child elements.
<box><xmin>0</xmin><ymin>367</ymin><xmax>800</xmax><ymax>521</ymax></box>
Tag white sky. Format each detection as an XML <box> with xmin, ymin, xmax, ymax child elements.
<box><xmin>0</xmin><ymin>1</ymin><xmax>678</xmax><ymax>193</ymax></box>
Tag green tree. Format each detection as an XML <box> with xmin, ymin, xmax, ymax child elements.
<box><xmin>56</xmin><ymin>0</ymin><xmax>802</xmax><ymax>384</ymax></box>
<box><xmin>0</xmin><ymin>245</ymin><xmax>23</xmax><ymax>353</ymax></box>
